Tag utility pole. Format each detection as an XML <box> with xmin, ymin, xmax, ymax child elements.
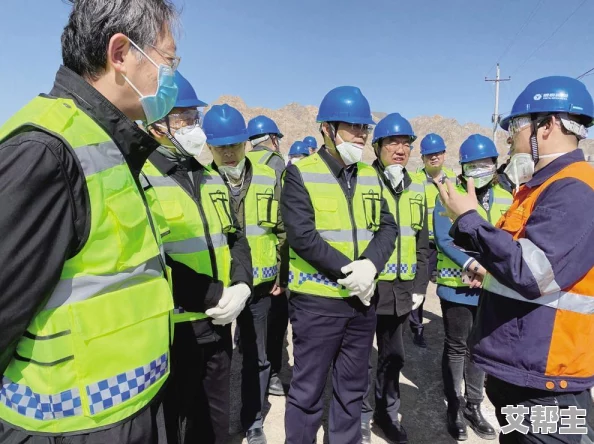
<box><xmin>485</xmin><ymin>63</ymin><xmax>511</xmax><ymax>142</ymax></box>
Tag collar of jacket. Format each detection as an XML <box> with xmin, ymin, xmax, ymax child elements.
<box><xmin>49</xmin><ymin>65</ymin><xmax>160</xmax><ymax>175</ymax></box>
<box><xmin>372</xmin><ymin>159</ymin><xmax>412</xmax><ymax>194</ymax></box>
<box><xmin>525</xmin><ymin>149</ymin><xmax>585</xmax><ymax>189</ymax></box>
<box><xmin>251</xmin><ymin>144</ymin><xmax>275</xmax><ymax>153</ymax></box>
<box><xmin>318</xmin><ymin>145</ymin><xmax>357</xmax><ymax>179</ymax></box>
<box><xmin>149</xmin><ymin>149</ymin><xmax>200</xmax><ymax>176</ymax></box>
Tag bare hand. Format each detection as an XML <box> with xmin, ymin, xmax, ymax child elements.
<box><xmin>435</xmin><ymin>177</ymin><xmax>478</xmax><ymax>220</ymax></box>
<box><xmin>270</xmin><ymin>284</ymin><xmax>285</xmax><ymax>296</ymax></box>
<box><xmin>469</xmin><ymin>274</ymin><xmax>484</xmax><ymax>289</ymax></box>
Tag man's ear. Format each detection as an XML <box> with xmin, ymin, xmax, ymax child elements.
<box><xmin>107</xmin><ymin>33</ymin><xmax>132</xmax><ymax>76</ymax></box>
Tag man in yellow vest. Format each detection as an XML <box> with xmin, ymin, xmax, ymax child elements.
<box><xmin>361</xmin><ymin>113</ymin><xmax>429</xmax><ymax>444</ymax></box>
<box><xmin>282</xmin><ymin>86</ymin><xmax>398</xmax><ymax>444</ymax></box>
<box><xmin>246</xmin><ymin>115</ymin><xmax>289</xmax><ymax>397</ymax></box>
<box><xmin>0</xmin><ymin>1</ymin><xmax>180</xmax><ymax>442</ymax></box>
<box><xmin>246</xmin><ymin>115</ymin><xmax>286</xmax><ymax>179</ymax></box>
<box><xmin>203</xmin><ymin>104</ymin><xmax>288</xmax><ymax>444</ymax></box>
<box><xmin>143</xmin><ymin>73</ymin><xmax>253</xmax><ymax>444</ymax></box>
<box><xmin>410</xmin><ymin>133</ymin><xmax>456</xmax><ymax>348</ymax></box>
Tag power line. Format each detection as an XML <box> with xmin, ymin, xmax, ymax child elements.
<box><xmin>510</xmin><ymin>0</ymin><xmax>588</xmax><ymax>77</ymax></box>
<box><xmin>577</xmin><ymin>67</ymin><xmax>594</xmax><ymax>80</ymax></box>
<box><xmin>485</xmin><ymin>0</ymin><xmax>544</xmax><ymax>76</ymax></box>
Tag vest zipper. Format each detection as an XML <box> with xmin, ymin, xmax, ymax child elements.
<box><xmin>347</xmin><ymin>176</ymin><xmax>359</xmax><ymax>259</ymax></box>
<box><xmin>173</xmin><ymin>169</ymin><xmax>219</xmax><ymax>282</ymax></box>
<box><xmin>134</xmin><ymin>175</ymin><xmax>168</xmax><ymax>275</ymax></box>
<box><xmin>395</xmin><ymin>191</ymin><xmax>402</xmax><ymax>279</ymax></box>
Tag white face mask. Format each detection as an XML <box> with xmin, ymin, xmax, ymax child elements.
<box><xmin>168</xmin><ymin>125</ymin><xmax>207</xmax><ymax>158</ymax></box>
<box><xmin>504</xmin><ymin>152</ymin><xmax>566</xmax><ymax>191</ymax></box>
<box><xmin>335</xmin><ymin>132</ymin><xmax>364</xmax><ymax>165</ymax></box>
<box><xmin>219</xmin><ymin>158</ymin><xmax>246</xmax><ymax>181</ymax></box>
<box><xmin>384</xmin><ymin>164</ymin><xmax>404</xmax><ymax>189</ymax></box>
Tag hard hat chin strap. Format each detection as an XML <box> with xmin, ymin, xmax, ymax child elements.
<box><xmin>530</xmin><ymin>118</ymin><xmax>540</xmax><ymax>165</ymax></box>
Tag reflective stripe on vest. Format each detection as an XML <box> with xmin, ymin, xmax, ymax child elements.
<box><xmin>419</xmin><ymin>167</ymin><xmax>455</xmax><ymax>240</ymax></box>
<box><xmin>490</xmin><ymin>161</ymin><xmax>594</xmax><ymax>384</ymax></box>
<box><xmin>244</xmin><ymin>164</ymin><xmax>280</xmax><ymax>286</ymax></box>
<box><xmin>436</xmin><ymin>184</ymin><xmax>512</xmax><ymax>288</ymax></box>
<box><xmin>288</xmin><ymin>154</ymin><xmax>383</xmax><ymax>297</ymax></box>
<box><xmin>379</xmin><ymin>171</ymin><xmax>426</xmax><ymax>282</ymax></box>
<box><xmin>142</xmin><ymin>160</ymin><xmax>234</xmax><ymax>323</ymax></box>
<box><xmin>0</xmin><ymin>96</ymin><xmax>172</xmax><ymax>433</ymax></box>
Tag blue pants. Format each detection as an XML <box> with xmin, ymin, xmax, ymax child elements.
<box><xmin>284</xmin><ymin>299</ymin><xmax>377</xmax><ymax>444</ymax></box>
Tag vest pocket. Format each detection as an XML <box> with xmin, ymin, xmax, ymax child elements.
<box><xmin>209</xmin><ymin>191</ymin><xmax>235</xmax><ymax>233</ymax></box>
<box><xmin>105</xmin><ymin>186</ymin><xmax>153</xmax><ymax>270</ymax></box>
<box><xmin>256</xmin><ymin>192</ymin><xmax>278</xmax><ymax>228</ymax></box>
<box><xmin>362</xmin><ymin>192</ymin><xmax>381</xmax><ymax>231</ymax></box>
<box><xmin>409</xmin><ymin>196</ymin><xmax>424</xmax><ymax>232</ymax></box>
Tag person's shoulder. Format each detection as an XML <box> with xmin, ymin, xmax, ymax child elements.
<box><xmin>0</xmin><ymin>129</ymin><xmax>75</xmax><ymax>172</ymax></box>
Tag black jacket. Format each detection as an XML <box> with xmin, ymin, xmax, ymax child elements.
<box><xmin>0</xmin><ymin>66</ymin><xmax>168</xmax><ymax>443</ymax></box>
<box><xmin>280</xmin><ymin>147</ymin><xmax>398</xmax><ymax>316</ymax></box>
<box><xmin>147</xmin><ymin>150</ymin><xmax>253</xmax><ymax>342</ymax></box>
<box><xmin>372</xmin><ymin>160</ymin><xmax>430</xmax><ymax>316</ymax></box>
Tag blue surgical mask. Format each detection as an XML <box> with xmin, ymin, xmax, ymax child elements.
<box><xmin>123</xmin><ymin>39</ymin><xmax>178</xmax><ymax>125</ymax></box>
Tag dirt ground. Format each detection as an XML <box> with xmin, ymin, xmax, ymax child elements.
<box><xmin>226</xmin><ymin>283</ymin><xmax>592</xmax><ymax>443</ymax></box>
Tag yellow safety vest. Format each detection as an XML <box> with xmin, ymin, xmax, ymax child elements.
<box><xmin>378</xmin><ymin>170</ymin><xmax>426</xmax><ymax>281</ymax></box>
<box><xmin>243</xmin><ymin>164</ymin><xmax>280</xmax><ymax>287</ymax></box>
<box><xmin>436</xmin><ymin>183</ymin><xmax>512</xmax><ymax>287</ymax></box>
<box><xmin>246</xmin><ymin>148</ymin><xmax>284</xmax><ymax>168</ymax></box>
<box><xmin>417</xmin><ymin>166</ymin><xmax>456</xmax><ymax>241</ymax></box>
<box><xmin>142</xmin><ymin>160</ymin><xmax>235</xmax><ymax>323</ymax></box>
<box><xmin>0</xmin><ymin>96</ymin><xmax>173</xmax><ymax>434</ymax></box>
<box><xmin>288</xmin><ymin>154</ymin><xmax>383</xmax><ymax>298</ymax></box>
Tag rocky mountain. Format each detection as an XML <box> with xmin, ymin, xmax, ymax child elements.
<box><xmin>197</xmin><ymin>95</ymin><xmax>594</xmax><ymax>171</ymax></box>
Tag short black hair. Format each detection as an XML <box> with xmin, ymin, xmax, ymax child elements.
<box><xmin>61</xmin><ymin>0</ymin><xmax>178</xmax><ymax>80</ymax></box>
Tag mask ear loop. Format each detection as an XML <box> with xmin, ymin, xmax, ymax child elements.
<box><xmin>151</xmin><ymin>116</ymin><xmax>193</xmax><ymax>158</ymax></box>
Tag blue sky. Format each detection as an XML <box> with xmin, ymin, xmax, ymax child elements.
<box><xmin>1</xmin><ymin>0</ymin><xmax>593</xmax><ymax>128</ymax></box>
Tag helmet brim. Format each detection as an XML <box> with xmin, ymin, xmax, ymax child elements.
<box><xmin>207</xmin><ymin>133</ymin><xmax>249</xmax><ymax>146</ymax></box>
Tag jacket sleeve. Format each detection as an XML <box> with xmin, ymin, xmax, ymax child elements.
<box><xmin>0</xmin><ymin>133</ymin><xmax>79</xmax><ymax>370</ymax></box>
<box><xmin>281</xmin><ymin>165</ymin><xmax>353</xmax><ymax>279</ymax></box>
<box><xmin>228</xmin><ymin>211</ymin><xmax>253</xmax><ymax>289</ymax></box>
<box><xmin>165</xmin><ymin>256</ymin><xmax>224</xmax><ymax>311</ymax></box>
<box><xmin>434</xmin><ymin>199</ymin><xmax>474</xmax><ymax>269</ymax></box>
<box><xmin>412</xmin><ymin>199</ymin><xmax>430</xmax><ymax>294</ymax></box>
<box><xmin>360</xmin><ymin>195</ymin><xmax>398</xmax><ymax>274</ymax></box>
<box><xmin>450</xmin><ymin>178</ymin><xmax>594</xmax><ymax>300</ymax></box>
<box><xmin>272</xmin><ymin>176</ymin><xmax>289</xmax><ymax>288</ymax></box>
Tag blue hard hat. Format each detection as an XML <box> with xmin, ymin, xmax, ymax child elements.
<box><xmin>247</xmin><ymin>115</ymin><xmax>284</xmax><ymax>139</ymax></box>
<box><xmin>174</xmin><ymin>71</ymin><xmax>208</xmax><ymax>108</ymax></box>
<box><xmin>303</xmin><ymin>136</ymin><xmax>318</xmax><ymax>149</ymax></box>
<box><xmin>202</xmin><ymin>104</ymin><xmax>249</xmax><ymax>146</ymax></box>
<box><xmin>289</xmin><ymin>141</ymin><xmax>310</xmax><ymax>157</ymax></box>
<box><xmin>316</xmin><ymin>86</ymin><xmax>375</xmax><ymax>125</ymax></box>
<box><xmin>500</xmin><ymin>76</ymin><xmax>594</xmax><ymax>130</ymax></box>
<box><xmin>459</xmin><ymin>134</ymin><xmax>499</xmax><ymax>164</ymax></box>
<box><xmin>372</xmin><ymin>113</ymin><xmax>416</xmax><ymax>145</ymax></box>
<box><xmin>420</xmin><ymin>133</ymin><xmax>446</xmax><ymax>155</ymax></box>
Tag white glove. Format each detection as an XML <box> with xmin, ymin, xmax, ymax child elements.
<box><xmin>337</xmin><ymin>259</ymin><xmax>377</xmax><ymax>306</ymax></box>
<box><xmin>412</xmin><ymin>293</ymin><xmax>425</xmax><ymax>311</ymax></box>
<box><xmin>205</xmin><ymin>283</ymin><xmax>251</xmax><ymax>326</ymax></box>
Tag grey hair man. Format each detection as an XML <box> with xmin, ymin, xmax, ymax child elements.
<box><xmin>0</xmin><ymin>1</ymin><xmax>181</xmax><ymax>442</ymax></box>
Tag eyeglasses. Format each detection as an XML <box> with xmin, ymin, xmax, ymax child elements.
<box><xmin>383</xmin><ymin>140</ymin><xmax>412</xmax><ymax>151</ymax></box>
<box><xmin>153</xmin><ymin>109</ymin><xmax>199</xmax><ymax>132</ymax></box>
<box><xmin>148</xmin><ymin>45</ymin><xmax>181</xmax><ymax>71</ymax></box>
<box><xmin>508</xmin><ymin>116</ymin><xmax>532</xmax><ymax>137</ymax></box>
<box><xmin>341</xmin><ymin>123</ymin><xmax>374</xmax><ymax>134</ymax></box>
